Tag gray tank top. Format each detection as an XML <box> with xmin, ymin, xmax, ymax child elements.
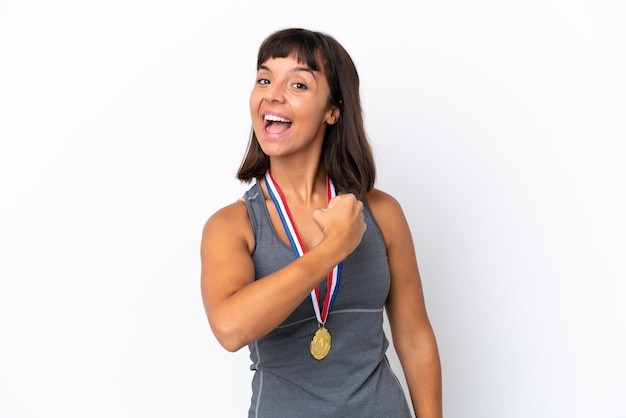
<box><xmin>244</xmin><ymin>181</ymin><xmax>412</xmax><ymax>418</ymax></box>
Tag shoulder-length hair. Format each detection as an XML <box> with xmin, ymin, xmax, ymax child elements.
<box><xmin>236</xmin><ymin>28</ymin><xmax>376</xmax><ymax>197</ymax></box>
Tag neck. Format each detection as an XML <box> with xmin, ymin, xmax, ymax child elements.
<box><xmin>266</xmin><ymin>163</ymin><xmax>327</xmax><ymax>204</ymax></box>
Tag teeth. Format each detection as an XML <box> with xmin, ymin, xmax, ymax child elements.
<box><xmin>264</xmin><ymin>114</ymin><xmax>292</xmax><ymax>123</ymax></box>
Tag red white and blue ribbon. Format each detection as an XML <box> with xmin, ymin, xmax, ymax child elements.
<box><xmin>264</xmin><ymin>170</ymin><xmax>342</xmax><ymax>326</ymax></box>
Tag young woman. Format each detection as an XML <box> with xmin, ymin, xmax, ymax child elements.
<box><xmin>201</xmin><ymin>28</ymin><xmax>442</xmax><ymax>417</ymax></box>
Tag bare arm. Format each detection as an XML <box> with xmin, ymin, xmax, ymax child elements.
<box><xmin>200</xmin><ymin>193</ymin><xmax>366</xmax><ymax>352</ymax></box>
<box><xmin>368</xmin><ymin>190</ymin><xmax>442</xmax><ymax>418</ymax></box>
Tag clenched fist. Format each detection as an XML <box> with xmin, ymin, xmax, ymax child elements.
<box><xmin>312</xmin><ymin>193</ymin><xmax>367</xmax><ymax>259</ymax></box>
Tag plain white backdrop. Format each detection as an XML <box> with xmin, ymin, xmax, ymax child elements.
<box><xmin>1</xmin><ymin>1</ymin><xmax>625</xmax><ymax>417</ymax></box>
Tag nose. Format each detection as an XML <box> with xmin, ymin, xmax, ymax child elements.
<box><xmin>264</xmin><ymin>83</ymin><xmax>285</xmax><ymax>103</ymax></box>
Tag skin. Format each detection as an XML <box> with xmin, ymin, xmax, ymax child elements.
<box><xmin>200</xmin><ymin>56</ymin><xmax>442</xmax><ymax>417</ymax></box>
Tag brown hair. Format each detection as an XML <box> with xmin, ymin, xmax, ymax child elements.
<box><xmin>236</xmin><ymin>28</ymin><xmax>376</xmax><ymax>197</ymax></box>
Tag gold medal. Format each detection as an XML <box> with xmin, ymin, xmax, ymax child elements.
<box><xmin>310</xmin><ymin>326</ymin><xmax>332</xmax><ymax>360</ymax></box>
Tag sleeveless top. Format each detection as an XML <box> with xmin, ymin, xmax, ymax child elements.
<box><xmin>243</xmin><ymin>181</ymin><xmax>412</xmax><ymax>418</ymax></box>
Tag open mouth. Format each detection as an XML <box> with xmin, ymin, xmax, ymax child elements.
<box><xmin>264</xmin><ymin>114</ymin><xmax>293</xmax><ymax>134</ymax></box>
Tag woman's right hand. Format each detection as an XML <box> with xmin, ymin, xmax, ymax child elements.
<box><xmin>312</xmin><ymin>193</ymin><xmax>367</xmax><ymax>259</ymax></box>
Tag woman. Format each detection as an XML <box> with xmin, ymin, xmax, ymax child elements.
<box><xmin>201</xmin><ymin>28</ymin><xmax>442</xmax><ymax>417</ymax></box>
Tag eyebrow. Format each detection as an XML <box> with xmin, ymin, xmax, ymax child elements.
<box><xmin>258</xmin><ymin>64</ymin><xmax>318</xmax><ymax>79</ymax></box>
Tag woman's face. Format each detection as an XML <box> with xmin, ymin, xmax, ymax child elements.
<box><xmin>249</xmin><ymin>55</ymin><xmax>338</xmax><ymax>159</ymax></box>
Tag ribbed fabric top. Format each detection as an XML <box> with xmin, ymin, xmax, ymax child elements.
<box><xmin>243</xmin><ymin>181</ymin><xmax>412</xmax><ymax>418</ymax></box>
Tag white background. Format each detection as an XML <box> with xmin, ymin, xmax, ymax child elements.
<box><xmin>1</xmin><ymin>1</ymin><xmax>625</xmax><ymax>417</ymax></box>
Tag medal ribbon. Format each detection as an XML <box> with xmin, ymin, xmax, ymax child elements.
<box><xmin>264</xmin><ymin>170</ymin><xmax>342</xmax><ymax>326</ymax></box>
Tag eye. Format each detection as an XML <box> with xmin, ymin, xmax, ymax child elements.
<box><xmin>292</xmin><ymin>82</ymin><xmax>307</xmax><ymax>90</ymax></box>
<box><xmin>257</xmin><ymin>78</ymin><xmax>270</xmax><ymax>85</ymax></box>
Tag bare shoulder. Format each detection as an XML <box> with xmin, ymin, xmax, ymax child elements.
<box><xmin>364</xmin><ymin>188</ymin><xmax>407</xmax><ymax>223</ymax></box>
<box><xmin>365</xmin><ymin>188</ymin><xmax>403</xmax><ymax>210</ymax></box>
<box><xmin>202</xmin><ymin>198</ymin><xmax>254</xmax><ymax>254</ymax></box>
<box><xmin>364</xmin><ymin>188</ymin><xmax>411</xmax><ymax>247</ymax></box>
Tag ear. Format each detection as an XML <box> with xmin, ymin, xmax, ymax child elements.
<box><xmin>326</xmin><ymin>106</ymin><xmax>340</xmax><ymax>125</ymax></box>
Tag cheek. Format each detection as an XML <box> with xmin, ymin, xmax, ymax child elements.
<box><xmin>249</xmin><ymin>92</ymin><xmax>262</xmax><ymax>121</ymax></box>
<box><xmin>249</xmin><ymin>90</ymin><xmax>258</xmax><ymax>111</ymax></box>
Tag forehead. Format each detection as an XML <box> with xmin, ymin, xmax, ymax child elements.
<box><xmin>257</xmin><ymin>42</ymin><xmax>325</xmax><ymax>74</ymax></box>
<box><xmin>258</xmin><ymin>56</ymin><xmax>317</xmax><ymax>75</ymax></box>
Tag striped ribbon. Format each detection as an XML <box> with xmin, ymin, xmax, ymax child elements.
<box><xmin>264</xmin><ymin>170</ymin><xmax>342</xmax><ymax>326</ymax></box>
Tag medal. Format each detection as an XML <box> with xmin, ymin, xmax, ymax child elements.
<box><xmin>265</xmin><ymin>170</ymin><xmax>343</xmax><ymax>360</ymax></box>
<box><xmin>310</xmin><ymin>326</ymin><xmax>332</xmax><ymax>360</ymax></box>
